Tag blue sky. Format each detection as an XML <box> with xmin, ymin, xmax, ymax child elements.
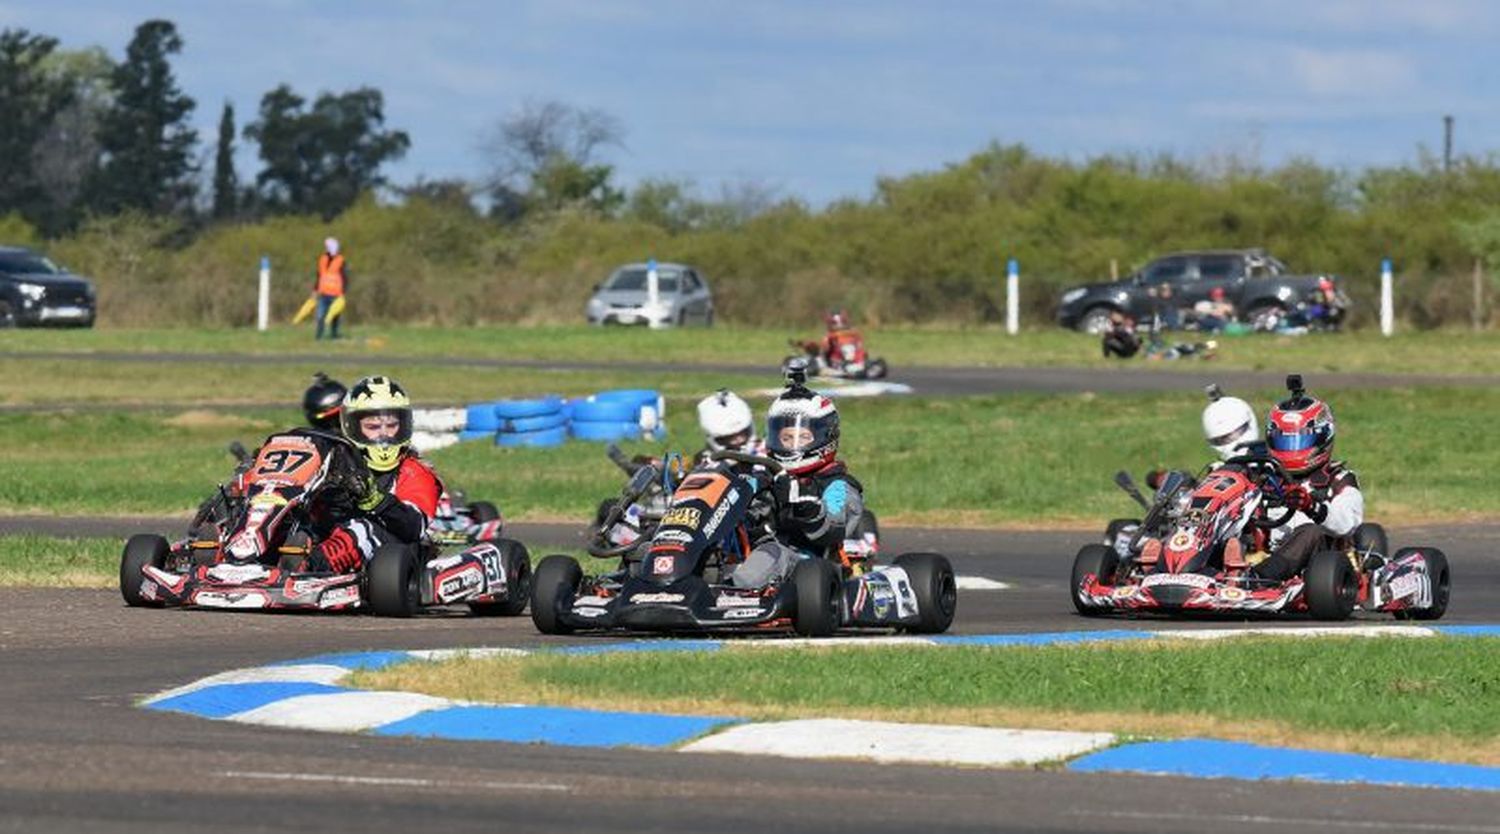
<box><xmin>4</xmin><ymin>1</ymin><xmax>1498</xmax><ymax>205</ymax></box>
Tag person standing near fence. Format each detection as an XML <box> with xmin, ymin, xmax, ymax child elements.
<box><xmin>313</xmin><ymin>237</ymin><xmax>349</xmax><ymax>340</ymax></box>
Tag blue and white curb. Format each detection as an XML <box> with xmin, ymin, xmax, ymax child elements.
<box><xmin>141</xmin><ymin>625</ymin><xmax>1500</xmax><ymax>788</ymax></box>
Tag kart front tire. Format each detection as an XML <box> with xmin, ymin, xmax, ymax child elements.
<box><xmin>1352</xmin><ymin>522</ymin><xmax>1388</xmax><ymax>558</ymax></box>
<box><xmin>468</xmin><ymin>501</ymin><xmax>500</xmax><ymax>523</ymax></box>
<box><xmin>894</xmin><ymin>552</ymin><xmax>957</xmax><ymax>634</ymax></box>
<box><xmin>792</xmin><ymin>557</ymin><xmax>841</xmax><ymax>637</ymax></box>
<box><xmin>467</xmin><ymin>538</ymin><xmax>531</xmax><ymax>616</ymax></box>
<box><xmin>1071</xmin><ymin>543</ymin><xmax>1118</xmax><ymax>616</ymax></box>
<box><xmin>530</xmin><ymin>554</ymin><xmax>582</xmax><ymax>635</ymax></box>
<box><xmin>867</xmin><ymin>358</ymin><xmax>888</xmax><ymax>379</ymax></box>
<box><xmin>120</xmin><ymin>534</ymin><xmax>170</xmax><ymax>607</ymax></box>
<box><xmin>1394</xmin><ymin>547</ymin><xmax>1450</xmax><ymax>621</ymax></box>
<box><xmin>367</xmin><ymin>543</ymin><xmax>419</xmax><ymax>617</ymax></box>
<box><xmin>1304</xmin><ymin>550</ymin><xmax>1357</xmax><ymax>620</ymax></box>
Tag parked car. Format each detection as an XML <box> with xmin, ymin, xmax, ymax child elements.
<box><xmin>585</xmin><ymin>262</ymin><xmax>714</xmax><ymax>328</ymax></box>
<box><xmin>1055</xmin><ymin>249</ymin><xmax>1339</xmax><ymax>333</ymax></box>
<box><xmin>0</xmin><ymin>246</ymin><xmax>96</xmax><ymax>328</ymax></box>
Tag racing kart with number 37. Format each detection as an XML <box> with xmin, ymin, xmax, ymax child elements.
<box><xmin>119</xmin><ymin>430</ymin><xmax>531</xmax><ymax>617</ymax></box>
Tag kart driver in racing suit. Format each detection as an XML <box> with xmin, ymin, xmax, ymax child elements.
<box><xmin>1247</xmin><ymin>380</ymin><xmax>1364</xmax><ymax>582</ymax></box>
<box><xmin>303</xmin><ymin>376</ymin><xmax>443</xmax><ymax>573</ymax></box>
<box><xmin>723</xmin><ymin>376</ymin><xmax>865</xmax><ymax>588</ymax></box>
<box><xmin>819</xmin><ymin>310</ymin><xmax>865</xmax><ymax>372</ymax></box>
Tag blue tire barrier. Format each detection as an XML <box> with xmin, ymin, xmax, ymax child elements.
<box><xmin>495</xmin><ymin>425</ymin><xmax>568</xmax><ymax>448</ymax></box>
<box><xmin>459</xmin><ymin>429</ymin><xmax>496</xmax><ymax>442</ymax></box>
<box><xmin>492</xmin><ymin>397</ymin><xmax>564</xmax><ymax>420</ymax></box>
<box><xmin>593</xmin><ymin>388</ymin><xmax>658</xmax><ymax>406</ymax></box>
<box><xmin>568</xmin><ymin>397</ymin><xmax>642</xmax><ymax>423</ymax></box>
<box><xmin>499</xmin><ymin>412</ymin><xmax>569</xmax><ymax>433</ymax></box>
<box><xmin>570</xmin><ymin>420</ymin><xmax>644</xmax><ymax>442</ymax></box>
<box><xmin>465</xmin><ymin>404</ymin><xmax>500</xmax><ymax>432</ymax></box>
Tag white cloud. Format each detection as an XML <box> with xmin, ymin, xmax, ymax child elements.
<box><xmin>1289</xmin><ymin>48</ymin><xmax>1416</xmax><ymax>97</ymax></box>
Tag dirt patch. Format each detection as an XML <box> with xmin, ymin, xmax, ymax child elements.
<box><xmin>161</xmin><ymin>410</ymin><xmax>273</xmax><ymax>430</ymax></box>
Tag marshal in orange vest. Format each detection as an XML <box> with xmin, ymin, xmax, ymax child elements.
<box><xmin>317</xmin><ymin>253</ymin><xmax>346</xmax><ymax>297</ymax></box>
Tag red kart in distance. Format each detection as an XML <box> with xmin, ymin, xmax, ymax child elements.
<box><xmin>1072</xmin><ymin>450</ymin><xmax>1449</xmax><ymax>621</ymax></box>
<box><xmin>119</xmin><ymin>430</ymin><xmax>531</xmax><ymax>617</ymax></box>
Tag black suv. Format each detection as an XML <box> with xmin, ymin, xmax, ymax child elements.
<box><xmin>0</xmin><ymin>246</ymin><xmax>96</xmax><ymax>328</ymax></box>
<box><xmin>1055</xmin><ymin>249</ymin><xmax>1337</xmax><ymax>332</ymax></box>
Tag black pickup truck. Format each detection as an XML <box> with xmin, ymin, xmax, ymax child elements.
<box><xmin>1055</xmin><ymin>249</ymin><xmax>1340</xmax><ymax>332</ymax></box>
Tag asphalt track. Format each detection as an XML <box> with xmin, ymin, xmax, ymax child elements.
<box><xmin>3</xmin><ymin>518</ymin><xmax>1499</xmax><ymax>832</ymax></box>
<box><xmin>2</xmin><ymin>347</ymin><xmax>1494</xmax><ymax>399</ymax></box>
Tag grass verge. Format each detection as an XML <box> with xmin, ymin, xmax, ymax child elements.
<box><xmin>353</xmin><ymin>636</ymin><xmax>1500</xmax><ymax>765</ymax></box>
<box><xmin>1</xmin><ymin>385</ymin><xmax>1494</xmax><ymax>524</ymax></box>
<box><xmin>5</xmin><ymin>324</ymin><xmax>1500</xmax><ymax>376</ymax></box>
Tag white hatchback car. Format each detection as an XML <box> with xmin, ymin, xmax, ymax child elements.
<box><xmin>585</xmin><ymin>261</ymin><xmax>714</xmax><ymax>328</ymax></box>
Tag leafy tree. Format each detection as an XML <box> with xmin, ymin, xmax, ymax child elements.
<box><xmin>243</xmin><ymin>84</ymin><xmax>410</xmax><ymax>219</ymax></box>
<box><xmin>86</xmin><ymin>20</ymin><xmax>198</xmax><ymax>216</ymax></box>
<box><xmin>479</xmin><ymin>99</ymin><xmax>624</xmax><ymax>216</ymax></box>
<box><xmin>33</xmin><ymin>46</ymin><xmax>114</xmax><ymax>233</ymax></box>
<box><xmin>211</xmin><ymin>101</ymin><xmax>238</xmax><ymax>219</ymax></box>
<box><xmin>0</xmin><ymin>29</ymin><xmax>74</xmax><ymax>230</ymax></box>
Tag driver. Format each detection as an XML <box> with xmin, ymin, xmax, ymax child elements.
<box><xmin>820</xmin><ymin>309</ymin><xmax>864</xmax><ymax>370</ymax></box>
<box><xmin>724</xmin><ymin>379</ymin><xmax>865</xmax><ymax>588</ymax></box>
<box><xmin>303</xmin><ymin>372</ymin><xmax>347</xmax><ymax>431</ymax></box>
<box><xmin>1247</xmin><ymin>380</ymin><xmax>1363</xmax><ymax>582</ymax></box>
<box><xmin>695</xmin><ymin>388</ymin><xmax>763</xmax><ymax>463</ymax></box>
<box><xmin>306</xmin><ymin>375</ymin><xmax>442</xmax><ymax>573</ymax></box>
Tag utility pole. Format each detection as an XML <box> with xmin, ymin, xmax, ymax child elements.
<box><xmin>1444</xmin><ymin>115</ymin><xmax>1454</xmax><ymax>173</ymax></box>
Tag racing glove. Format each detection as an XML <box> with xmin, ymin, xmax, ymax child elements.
<box><xmin>1281</xmin><ymin>484</ymin><xmax>1328</xmax><ymax>522</ymax></box>
<box><xmin>352</xmin><ymin>472</ymin><xmax>391</xmax><ymax>513</ymax></box>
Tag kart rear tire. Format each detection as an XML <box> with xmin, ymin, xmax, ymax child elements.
<box><xmin>1394</xmin><ymin>547</ymin><xmax>1450</xmax><ymax>621</ymax></box>
<box><xmin>468</xmin><ymin>539</ymin><xmax>531</xmax><ymax>617</ymax></box>
<box><xmin>1304</xmin><ymin>550</ymin><xmax>1357</xmax><ymax>621</ymax></box>
<box><xmin>468</xmin><ymin>501</ymin><xmax>500</xmax><ymax>523</ymax></box>
<box><xmin>1353</xmin><ymin>522</ymin><xmax>1388</xmax><ymax>558</ymax></box>
<box><xmin>1071</xmin><ymin>543</ymin><xmax>1118</xmax><ymax>616</ymax></box>
<box><xmin>530</xmin><ymin>554</ymin><xmax>583</xmax><ymax>635</ymax></box>
<box><xmin>1104</xmin><ymin>518</ymin><xmax>1140</xmax><ymax>544</ymax></box>
<box><xmin>120</xmin><ymin>534</ymin><xmax>170</xmax><ymax>607</ymax></box>
<box><xmin>894</xmin><ymin>552</ymin><xmax>957</xmax><ymax>634</ymax></box>
<box><xmin>867</xmin><ymin>358</ymin><xmax>888</xmax><ymax>379</ymax></box>
<box><xmin>792</xmin><ymin>557</ymin><xmax>841</xmax><ymax>637</ymax></box>
<box><xmin>367</xmin><ymin>543</ymin><xmax>419</xmax><ymax>618</ymax></box>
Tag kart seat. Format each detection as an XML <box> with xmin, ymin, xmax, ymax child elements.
<box><xmin>1222</xmin><ymin>538</ymin><xmax>1246</xmax><ymax>570</ymax></box>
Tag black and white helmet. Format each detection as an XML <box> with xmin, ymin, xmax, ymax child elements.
<box><xmin>766</xmin><ymin>381</ymin><xmax>839</xmax><ymax>475</ymax></box>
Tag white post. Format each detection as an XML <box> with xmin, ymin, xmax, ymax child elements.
<box><xmin>257</xmin><ymin>255</ymin><xmax>271</xmax><ymax>332</ymax></box>
<box><xmin>1006</xmin><ymin>258</ymin><xmax>1019</xmax><ymax>335</ymax></box>
<box><xmin>1379</xmin><ymin>257</ymin><xmax>1393</xmax><ymax>337</ymax></box>
<box><xmin>646</xmin><ymin>257</ymin><xmax>659</xmax><ymax>309</ymax></box>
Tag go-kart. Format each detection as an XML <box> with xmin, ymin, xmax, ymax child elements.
<box><xmin>192</xmin><ymin>441</ymin><xmax>503</xmax><ymax>548</ymax></box>
<box><xmin>783</xmin><ymin>338</ymin><xmax>889</xmax><ymax>380</ymax></box>
<box><xmin>1072</xmin><ymin>450</ymin><xmax>1449</xmax><ymax>620</ymax></box>
<box><xmin>530</xmin><ymin>450</ymin><xmax>948</xmax><ymax>636</ymax></box>
<box><xmin>120</xmin><ymin>430</ymin><xmax>531</xmax><ymax>617</ymax></box>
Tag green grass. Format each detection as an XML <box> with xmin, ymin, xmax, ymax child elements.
<box><xmin>0</xmin><ymin>535</ymin><xmax>122</xmax><ymax>587</ymax></box>
<box><xmin>1</xmin><ymin>385</ymin><xmax>1493</xmax><ymax>525</ymax></box>
<box><xmin>354</xmin><ymin>637</ymin><xmax>1500</xmax><ymax>764</ymax></box>
<box><xmin>4</xmin><ymin>323</ymin><xmax>1500</xmax><ymax>376</ymax></box>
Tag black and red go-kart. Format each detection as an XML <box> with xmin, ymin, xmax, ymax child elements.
<box><xmin>118</xmin><ymin>430</ymin><xmax>532</xmax><ymax>617</ymax></box>
<box><xmin>1071</xmin><ymin>451</ymin><xmax>1450</xmax><ymax>621</ymax></box>
<box><xmin>530</xmin><ymin>450</ymin><xmax>954</xmax><ymax>636</ymax></box>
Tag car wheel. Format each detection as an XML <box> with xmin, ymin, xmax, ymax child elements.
<box><xmin>120</xmin><ymin>534</ymin><xmax>170</xmax><ymax>607</ymax></box>
<box><xmin>0</xmin><ymin>302</ymin><xmax>16</xmax><ymax>329</ymax></box>
<box><xmin>1071</xmin><ymin>543</ymin><xmax>1118</xmax><ymax>616</ymax></box>
<box><xmin>894</xmin><ymin>552</ymin><xmax>957</xmax><ymax>634</ymax></box>
<box><xmin>1304</xmin><ymin>550</ymin><xmax>1357</xmax><ymax>620</ymax></box>
<box><xmin>530</xmin><ymin>554</ymin><xmax>582</xmax><ymax>635</ymax></box>
<box><xmin>468</xmin><ymin>538</ymin><xmax>531</xmax><ymax>616</ymax></box>
<box><xmin>366</xmin><ymin>543</ymin><xmax>419</xmax><ymax>617</ymax></box>
<box><xmin>791</xmin><ymin>557</ymin><xmax>841</xmax><ymax>637</ymax></box>
<box><xmin>1393</xmin><ymin>547</ymin><xmax>1449</xmax><ymax>621</ymax></box>
<box><xmin>1076</xmin><ymin>306</ymin><xmax>1115</xmax><ymax>335</ymax></box>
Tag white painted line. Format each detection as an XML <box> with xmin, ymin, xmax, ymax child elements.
<box><xmin>406</xmin><ymin>648</ymin><xmax>531</xmax><ymax>662</ymax></box>
<box><xmin>1151</xmin><ymin>625</ymin><xmax>1438</xmax><ymax>641</ymax></box>
<box><xmin>220</xmin><ymin>770</ymin><xmax>571</xmax><ymax>792</ymax></box>
<box><xmin>229</xmin><ymin>690</ymin><xmax>452</xmax><ymax>731</ymax></box>
<box><xmin>682</xmin><ymin>718</ymin><xmax>1115</xmax><ymax>767</ymax></box>
<box><xmin>956</xmin><ymin>576</ymin><xmax>1010</xmax><ymax>590</ymax></box>
<box><xmin>144</xmin><ymin>663</ymin><xmax>352</xmax><ymax>705</ymax></box>
<box><xmin>1068</xmin><ymin>809</ymin><xmax>1500</xmax><ymax>833</ymax></box>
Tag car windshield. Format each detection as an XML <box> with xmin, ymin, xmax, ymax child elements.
<box><xmin>0</xmin><ymin>253</ymin><xmax>62</xmax><ymax>275</ymax></box>
<box><xmin>605</xmin><ymin>268</ymin><xmax>681</xmax><ymax>293</ymax></box>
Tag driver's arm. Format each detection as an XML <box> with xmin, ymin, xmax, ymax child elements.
<box><xmin>371</xmin><ymin>461</ymin><xmax>441</xmax><ymax>543</ymax></box>
<box><xmin>1314</xmin><ymin>484</ymin><xmax>1363</xmax><ymax>538</ymax></box>
<box><xmin>796</xmin><ymin>479</ymin><xmax>864</xmax><ymax>550</ymax></box>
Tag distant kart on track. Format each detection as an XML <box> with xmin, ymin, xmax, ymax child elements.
<box><xmin>530</xmin><ymin>450</ymin><xmax>948</xmax><ymax>636</ymax></box>
<box><xmin>1072</xmin><ymin>452</ymin><xmax>1449</xmax><ymax>620</ymax></box>
<box><xmin>120</xmin><ymin>430</ymin><xmax>531</xmax><ymax>617</ymax></box>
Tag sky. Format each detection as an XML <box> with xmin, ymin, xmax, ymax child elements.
<box><xmin>4</xmin><ymin>0</ymin><xmax>1499</xmax><ymax>206</ymax></box>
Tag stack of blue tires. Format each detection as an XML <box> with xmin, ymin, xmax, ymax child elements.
<box><xmin>460</xmin><ymin>402</ymin><xmax>501</xmax><ymax>442</ymax></box>
<box><xmin>568</xmin><ymin>389</ymin><xmax>665</xmax><ymax>442</ymax></box>
<box><xmin>492</xmin><ymin>396</ymin><xmax>568</xmax><ymax>448</ymax></box>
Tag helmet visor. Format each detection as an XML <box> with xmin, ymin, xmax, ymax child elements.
<box><xmin>767</xmin><ymin>412</ymin><xmax>834</xmax><ymax>455</ymax></box>
<box><xmin>1209</xmin><ymin>421</ymin><xmax>1253</xmax><ymax>449</ymax></box>
<box><xmin>713</xmin><ymin>428</ymin><xmax>753</xmax><ymax>450</ymax></box>
<box><xmin>1268</xmin><ymin>428</ymin><xmax>1320</xmax><ymax>451</ymax></box>
<box><xmin>345</xmin><ymin>408</ymin><xmax>413</xmax><ymax>448</ymax></box>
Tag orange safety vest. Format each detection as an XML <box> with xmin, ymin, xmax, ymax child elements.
<box><xmin>316</xmin><ymin>253</ymin><xmax>346</xmax><ymax>297</ymax></box>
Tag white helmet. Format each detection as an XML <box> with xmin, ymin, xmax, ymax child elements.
<box><xmin>697</xmin><ymin>389</ymin><xmax>757</xmax><ymax>452</ymax></box>
<box><xmin>1202</xmin><ymin>391</ymin><xmax>1260</xmax><ymax>461</ymax></box>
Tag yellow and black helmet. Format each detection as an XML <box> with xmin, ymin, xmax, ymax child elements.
<box><xmin>340</xmin><ymin>376</ymin><xmax>414</xmax><ymax>472</ymax></box>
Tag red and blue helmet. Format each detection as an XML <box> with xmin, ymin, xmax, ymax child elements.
<box><xmin>1267</xmin><ymin>393</ymin><xmax>1335</xmax><ymax>476</ymax></box>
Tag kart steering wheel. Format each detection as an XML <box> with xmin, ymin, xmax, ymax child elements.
<box><xmin>1224</xmin><ymin>451</ymin><xmax>1298</xmax><ymax>529</ymax></box>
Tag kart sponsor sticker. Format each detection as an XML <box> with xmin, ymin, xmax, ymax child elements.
<box><xmin>427</xmin><ymin>554</ymin><xmax>464</xmax><ymax>571</ymax></box>
<box><xmin>661</xmin><ymin>507</ymin><xmax>702</xmax><ymax>528</ymax></box>
<box><xmin>192</xmin><ymin>590</ymin><xmax>268</xmax><ymax>609</ymax></box>
<box><xmin>652</xmin><ymin>555</ymin><xmax>676</xmax><ymax>575</ymax></box>
<box><xmin>652</xmin><ymin>529</ymin><xmax>693</xmax><ymax>545</ymax></box>
<box><xmin>714</xmin><ymin>594</ymin><xmax>762</xmax><ymax>608</ymax></box>
<box><xmin>573</xmin><ymin>595</ymin><xmax>611</xmax><ymax>607</ymax></box>
<box><xmin>1387</xmin><ymin>571</ymin><xmax>1426</xmax><ymax>603</ymax></box>
<box><xmin>474</xmin><ymin>547</ymin><xmax>505</xmax><ymax>590</ymax></box>
<box><xmin>1111</xmin><ymin>585</ymin><xmax>1138</xmax><ymax>599</ymax></box>
<box><xmin>318</xmin><ymin>585</ymin><xmax>361</xmax><ymax>608</ymax></box>
<box><xmin>876</xmin><ymin>567</ymin><xmax>919</xmax><ymax>619</ymax></box>
<box><xmin>140</xmin><ymin>579</ymin><xmax>159</xmax><ymax>601</ymax></box>
<box><xmin>288</xmin><ymin>578</ymin><xmax>336</xmax><ymax>597</ymax></box>
<box><xmin>573</xmin><ymin>606</ymin><xmax>608</xmax><ymax>618</ymax></box>
<box><xmin>1141</xmin><ymin>572</ymin><xmax>1214</xmax><ymax>589</ymax></box>
<box><xmin>700</xmin><ymin>489</ymin><xmax>740</xmax><ymax>538</ymax></box>
<box><xmin>1168</xmin><ymin>531</ymin><xmax>1194</xmax><ymax>550</ymax></box>
<box><xmin>721</xmin><ymin>607</ymin><xmax>763</xmax><ymax>619</ymax></box>
<box><xmin>206</xmin><ymin>563</ymin><xmax>269</xmax><ymax>583</ymax></box>
<box><xmin>1217</xmin><ymin>586</ymin><xmax>1248</xmax><ymax>601</ymax></box>
<box><xmin>438</xmin><ymin>568</ymin><xmax>484</xmax><ymax>601</ymax></box>
<box><xmin>631</xmin><ymin>592</ymin><xmax>686</xmax><ymax>604</ymax></box>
